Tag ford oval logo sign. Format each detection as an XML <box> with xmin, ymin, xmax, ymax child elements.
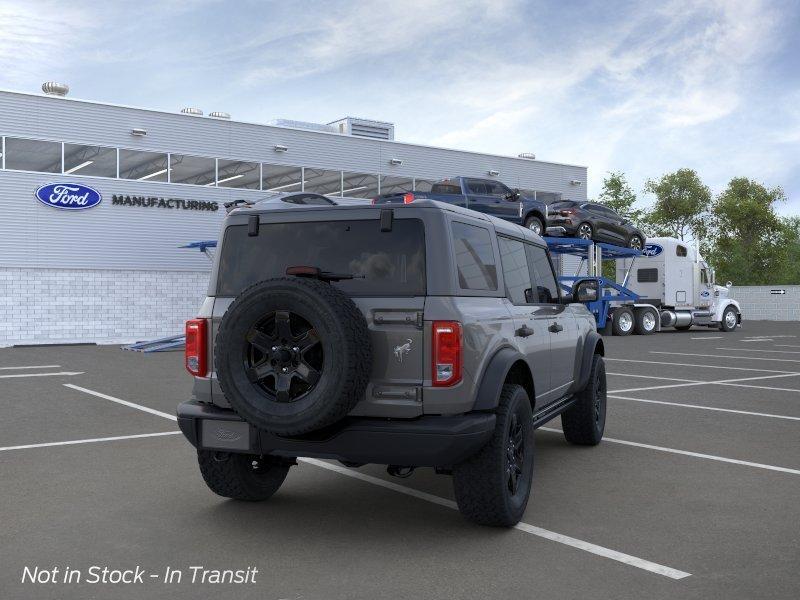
<box><xmin>35</xmin><ymin>183</ymin><xmax>102</xmax><ymax>210</ymax></box>
<box><xmin>700</xmin><ymin>290</ymin><xmax>710</xmax><ymax>298</ymax></box>
<box><xmin>642</xmin><ymin>243</ymin><xmax>663</xmax><ymax>257</ymax></box>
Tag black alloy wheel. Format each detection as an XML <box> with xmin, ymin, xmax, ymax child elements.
<box><xmin>506</xmin><ymin>413</ymin><xmax>525</xmax><ymax>495</ymax></box>
<box><xmin>244</xmin><ymin>310</ymin><xmax>323</xmax><ymax>403</ymax></box>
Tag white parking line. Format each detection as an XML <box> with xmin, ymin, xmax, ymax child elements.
<box><xmin>650</xmin><ymin>351</ymin><xmax>800</xmax><ymax>363</ymax></box>
<box><xmin>716</xmin><ymin>348</ymin><xmax>800</xmax><ymax>354</ymax></box>
<box><xmin>0</xmin><ymin>365</ymin><xmax>61</xmax><ymax>370</ymax></box>
<box><xmin>0</xmin><ymin>371</ymin><xmax>83</xmax><ymax>379</ymax></box>
<box><xmin>690</xmin><ymin>336</ymin><xmax>723</xmax><ymax>340</ymax></box>
<box><xmin>64</xmin><ymin>384</ymin><xmax>178</xmax><ymax>421</ymax></box>
<box><xmin>776</xmin><ymin>345</ymin><xmax>800</xmax><ymax>349</ymax></box>
<box><xmin>609</xmin><ymin>394</ymin><xmax>800</xmax><ymax>421</ymax></box>
<box><xmin>539</xmin><ymin>427</ymin><xmax>800</xmax><ymax>476</ymax></box>
<box><xmin>607</xmin><ymin>358</ymin><xmax>797</xmax><ymax>374</ymax></box>
<box><xmin>608</xmin><ymin>373</ymin><xmax>701</xmax><ymax>383</ymax></box>
<box><xmin>0</xmin><ymin>431</ymin><xmax>181</xmax><ymax>453</ymax></box>
<box><xmin>300</xmin><ymin>458</ymin><xmax>691</xmax><ymax>580</ymax></box>
<box><xmin>609</xmin><ymin>372</ymin><xmax>800</xmax><ymax>394</ymax></box>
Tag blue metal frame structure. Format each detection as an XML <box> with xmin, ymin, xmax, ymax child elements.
<box><xmin>543</xmin><ymin>237</ymin><xmax>641</xmax><ymax>329</ymax></box>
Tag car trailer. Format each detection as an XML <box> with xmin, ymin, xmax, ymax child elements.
<box><xmin>122</xmin><ymin>241</ymin><xmax>219</xmax><ymax>353</ymax></box>
<box><xmin>544</xmin><ymin>237</ymin><xmax>660</xmax><ymax>336</ymax></box>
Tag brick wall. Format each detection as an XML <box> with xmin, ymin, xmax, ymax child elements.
<box><xmin>729</xmin><ymin>286</ymin><xmax>800</xmax><ymax>322</ymax></box>
<box><xmin>0</xmin><ymin>268</ymin><xmax>210</xmax><ymax>346</ymax></box>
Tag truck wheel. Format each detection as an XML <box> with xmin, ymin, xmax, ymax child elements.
<box><xmin>611</xmin><ymin>307</ymin><xmax>634</xmax><ymax>336</ymax></box>
<box><xmin>524</xmin><ymin>216</ymin><xmax>544</xmax><ymax>236</ymax></box>
<box><xmin>215</xmin><ymin>277</ymin><xmax>372</xmax><ymax>435</ymax></box>
<box><xmin>197</xmin><ymin>451</ymin><xmax>290</xmax><ymax>501</ymax></box>
<box><xmin>719</xmin><ymin>306</ymin><xmax>739</xmax><ymax>332</ymax></box>
<box><xmin>452</xmin><ymin>384</ymin><xmax>534</xmax><ymax>527</ymax></box>
<box><xmin>634</xmin><ymin>308</ymin><xmax>657</xmax><ymax>335</ymax></box>
<box><xmin>627</xmin><ymin>235</ymin><xmax>644</xmax><ymax>250</ymax></box>
<box><xmin>562</xmin><ymin>354</ymin><xmax>606</xmax><ymax>445</ymax></box>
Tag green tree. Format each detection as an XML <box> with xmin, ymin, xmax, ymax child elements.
<box><xmin>597</xmin><ymin>171</ymin><xmax>644</xmax><ymax>226</ymax></box>
<box><xmin>643</xmin><ymin>168</ymin><xmax>711</xmax><ymax>241</ymax></box>
<box><xmin>706</xmin><ymin>177</ymin><xmax>791</xmax><ymax>285</ymax></box>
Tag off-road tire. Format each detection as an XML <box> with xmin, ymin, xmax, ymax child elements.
<box><xmin>611</xmin><ymin>307</ymin><xmax>634</xmax><ymax>336</ymax></box>
<box><xmin>452</xmin><ymin>384</ymin><xmax>534</xmax><ymax>527</ymax></box>
<box><xmin>562</xmin><ymin>354</ymin><xmax>606</xmax><ymax>446</ymax></box>
<box><xmin>524</xmin><ymin>216</ymin><xmax>544</xmax><ymax>236</ymax></box>
<box><xmin>634</xmin><ymin>308</ymin><xmax>657</xmax><ymax>335</ymax></box>
<box><xmin>197</xmin><ymin>450</ymin><xmax>290</xmax><ymax>501</ymax></box>
<box><xmin>719</xmin><ymin>306</ymin><xmax>738</xmax><ymax>332</ymax></box>
<box><xmin>215</xmin><ymin>277</ymin><xmax>372</xmax><ymax>435</ymax></box>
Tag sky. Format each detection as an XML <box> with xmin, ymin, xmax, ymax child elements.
<box><xmin>1</xmin><ymin>0</ymin><xmax>799</xmax><ymax>214</ymax></box>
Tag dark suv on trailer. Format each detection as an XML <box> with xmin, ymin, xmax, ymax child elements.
<box><xmin>546</xmin><ymin>200</ymin><xmax>646</xmax><ymax>249</ymax></box>
<box><xmin>177</xmin><ymin>199</ymin><xmax>606</xmax><ymax>527</ymax></box>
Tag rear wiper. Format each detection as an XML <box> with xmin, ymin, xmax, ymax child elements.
<box><xmin>286</xmin><ymin>266</ymin><xmax>365</xmax><ymax>282</ymax></box>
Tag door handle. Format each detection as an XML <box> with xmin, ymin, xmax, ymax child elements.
<box><xmin>548</xmin><ymin>322</ymin><xmax>563</xmax><ymax>333</ymax></box>
<box><xmin>515</xmin><ymin>325</ymin><xmax>534</xmax><ymax>338</ymax></box>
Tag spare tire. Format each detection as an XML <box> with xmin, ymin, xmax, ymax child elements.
<box><xmin>215</xmin><ymin>277</ymin><xmax>371</xmax><ymax>435</ymax></box>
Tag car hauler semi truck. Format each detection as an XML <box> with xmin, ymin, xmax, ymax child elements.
<box><xmin>615</xmin><ymin>237</ymin><xmax>741</xmax><ymax>334</ymax></box>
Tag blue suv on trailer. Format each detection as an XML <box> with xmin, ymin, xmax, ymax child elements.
<box><xmin>374</xmin><ymin>176</ymin><xmax>549</xmax><ymax>236</ymax></box>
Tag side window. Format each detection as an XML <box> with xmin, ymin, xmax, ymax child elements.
<box><xmin>466</xmin><ymin>179</ymin><xmax>489</xmax><ymax>195</ymax></box>
<box><xmin>676</xmin><ymin>245</ymin><xmax>688</xmax><ymax>257</ymax></box>
<box><xmin>498</xmin><ymin>237</ymin><xmax>533</xmax><ymax>304</ymax></box>
<box><xmin>486</xmin><ymin>181</ymin><xmax>511</xmax><ymax>197</ymax></box>
<box><xmin>525</xmin><ymin>244</ymin><xmax>560</xmax><ymax>304</ymax></box>
<box><xmin>700</xmin><ymin>269</ymin><xmax>709</xmax><ymax>284</ymax></box>
<box><xmin>451</xmin><ymin>222</ymin><xmax>498</xmax><ymax>291</ymax></box>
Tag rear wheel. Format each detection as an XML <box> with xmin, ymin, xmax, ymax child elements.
<box><xmin>562</xmin><ymin>354</ymin><xmax>606</xmax><ymax>445</ymax></box>
<box><xmin>634</xmin><ymin>308</ymin><xmax>657</xmax><ymax>335</ymax></box>
<box><xmin>577</xmin><ymin>222</ymin><xmax>593</xmax><ymax>240</ymax></box>
<box><xmin>720</xmin><ymin>306</ymin><xmax>739</xmax><ymax>332</ymax></box>
<box><xmin>197</xmin><ymin>451</ymin><xmax>291</xmax><ymax>501</ymax></box>
<box><xmin>524</xmin><ymin>216</ymin><xmax>544</xmax><ymax>236</ymax></box>
<box><xmin>452</xmin><ymin>384</ymin><xmax>534</xmax><ymax>527</ymax></box>
<box><xmin>628</xmin><ymin>235</ymin><xmax>644</xmax><ymax>250</ymax></box>
<box><xmin>612</xmin><ymin>307</ymin><xmax>634</xmax><ymax>336</ymax></box>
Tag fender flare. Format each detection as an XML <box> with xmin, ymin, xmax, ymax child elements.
<box><xmin>574</xmin><ymin>331</ymin><xmax>604</xmax><ymax>392</ymax></box>
<box><xmin>472</xmin><ymin>347</ymin><xmax>529</xmax><ymax>411</ymax></box>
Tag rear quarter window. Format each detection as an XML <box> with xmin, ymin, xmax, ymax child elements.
<box><xmin>451</xmin><ymin>222</ymin><xmax>498</xmax><ymax>291</ymax></box>
<box><xmin>216</xmin><ymin>219</ymin><xmax>426</xmax><ymax>297</ymax></box>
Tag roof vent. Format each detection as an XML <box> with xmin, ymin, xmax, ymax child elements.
<box><xmin>328</xmin><ymin>117</ymin><xmax>395</xmax><ymax>140</ymax></box>
<box><xmin>518</xmin><ymin>152</ymin><xmax>536</xmax><ymax>160</ymax></box>
<box><xmin>42</xmin><ymin>82</ymin><xmax>69</xmax><ymax>97</ymax></box>
<box><xmin>268</xmin><ymin>119</ymin><xmax>337</xmax><ymax>134</ymax></box>
<box><xmin>209</xmin><ymin>111</ymin><xmax>230</xmax><ymax>119</ymax></box>
<box><xmin>180</xmin><ymin>107</ymin><xmax>203</xmax><ymax>116</ymax></box>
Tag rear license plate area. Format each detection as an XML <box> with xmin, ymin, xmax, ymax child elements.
<box><xmin>200</xmin><ymin>419</ymin><xmax>251</xmax><ymax>451</ymax></box>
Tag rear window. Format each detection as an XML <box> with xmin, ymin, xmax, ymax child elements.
<box><xmin>430</xmin><ymin>181</ymin><xmax>462</xmax><ymax>195</ymax></box>
<box><xmin>549</xmin><ymin>201</ymin><xmax>576</xmax><ymax>209</ymax></box>
<box><xmin>216</xmin><ymin>219</ymin><xmax>426</xmax><ymax>296</ymax></box>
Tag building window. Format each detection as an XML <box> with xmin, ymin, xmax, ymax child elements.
<box><xmin>4</xmin><ymin>137</ymin><xmax>61</xmax><ymax>173</ymax></box>
<box><xmin>217</xmin><ymin>159</ymin><xmax>260</xmax><ymax>189</ymax></box>
<box><xmin>119</xmin><ymin>149</ymin><xmax>168</xmax><ymax>182</ymax></box>
<box><xmin>414</xmin><ymin>178</ymin><xmax>436</xmax><ymax>192</ymax></box>
<box><xmin>341</xmin><ymin>172</ymin><xmax>379</xmax><ymax>198</ymax></box>
<box><xmin>451</xmin><ymin>221</ymin><xmax>498</xmax><ymax>291</ymax></box>
<box><xmin>379</xmin><ymin>175</ymin><xmax>413</xmax><ymax>195</ymax></box>
<box><xmin>63</xmin><ymin>144</ymin><xmax>117</xmax><ymax>177</ymax></box>
<box><xmin>169</xmin><ymin>154</ymin><xmax>216</xmax><ymax>186</ymax></box>
<box><xmin>263</xmin><ymin>164</ymin><xmax>303</xmax><ymax>192</ymax></box>
<box><xmin>304</xmin><ymin>168</ymin><xmax>342</xmax><ymax>196</ymax></box>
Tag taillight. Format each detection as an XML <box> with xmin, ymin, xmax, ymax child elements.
<box><xmin>403</xmin><ymin>192</ymin><xmax>415</xmax><ymax>204</ymax></box>
<box><xmin>185</xmin><ymin>318</ymin><xmax>208</xmax><ymax>376</ymax></box>
<box><xmin>560</xmin><ymin>209</ymin><xmax>575</xmax><ymax>216</ymax></box>
<box><xmin>432</xmin><ymin>321</ymin><xmax>462</xmax><ymax>387</ymax></box>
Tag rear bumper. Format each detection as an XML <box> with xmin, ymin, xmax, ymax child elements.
<box><xmin>177</xmin><ymin>400</ymin><xmax>496</xmax><ymax>468</ymax></box>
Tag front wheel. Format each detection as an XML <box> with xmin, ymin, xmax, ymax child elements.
<box><xmin>197</xmin><ymin>451</ymin><xmax>291</xmax><ymax>501</ymax></box>
<box><xmin>452</xmin><ymin>384</ymin><xmax>534</xmax><ymax>527</ymax></box>
<box><xmin>577</xmin><ymin>222</ymin><xmax>593</xmax><ymax>240</ymax></box>
<box><xmin>719</xmin><ymin>306</ymin><xmax>739</xmax><ymax>332</ymax></box>
<box><xmin>562</xmin><ymin>354</ymin><xmax>606</xmax><ymax>445</ymax></box>
<box><xmin>524</xmin><ymin>216</ymin><xmax>544</xmax><ymax>236</ymax></box>
<box><xmin>628</xmin><ymin>235</ymin><xmax>644</xmax><ymax>250</ymax></box>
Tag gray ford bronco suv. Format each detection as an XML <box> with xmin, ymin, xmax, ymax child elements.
<box><xmin>177</xmin><ymin>199</ymin><xmax>606</xmax><ymax>527</ymax></box>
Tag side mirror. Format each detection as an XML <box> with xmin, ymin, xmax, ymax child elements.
<box><xmin>505</xmin><ymin>190</ymin><xmax>520</xmax><ymax>201</ymax></box>
<box><xmin>572</xmin><ymin>279</ymin><xmax>599</xmax><ymax>303</ymax></box>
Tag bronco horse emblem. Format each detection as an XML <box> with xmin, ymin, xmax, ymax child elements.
<box><xmin>393</xmin><ymin>338</ymin><xmax>413</xmax><ymax>363</ymax></box>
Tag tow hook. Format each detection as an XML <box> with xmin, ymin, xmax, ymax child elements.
<box><xmin>387</xmin><ymin>465</ymin><xmax>415</xmax><ymax>478</ymax></box>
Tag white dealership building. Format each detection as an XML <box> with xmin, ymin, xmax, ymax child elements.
<box><xmin>0</xmin><ymin>85</ymin><xmax>587</xmax><ymax>346</ymax></box>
